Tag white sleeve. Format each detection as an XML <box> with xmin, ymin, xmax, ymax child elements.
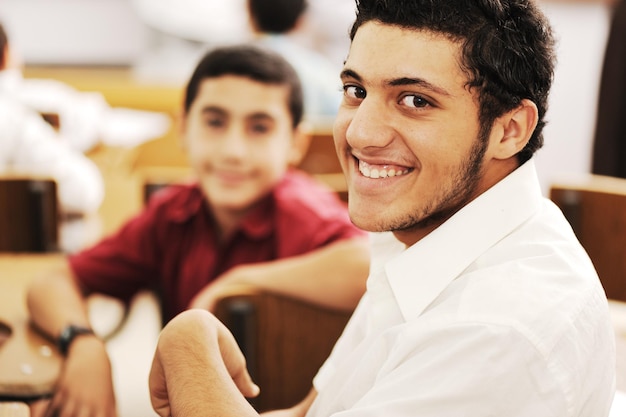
<box><xmin>5</xmin><ymin>103</ymin><xmax>104</xmax><ymax>214</ymax></box>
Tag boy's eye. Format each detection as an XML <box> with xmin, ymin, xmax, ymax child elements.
<box><xmin>205</xmin><ymin>117</ymin><xmax>225</xmax><ymax>128</ymax></box>
<box><xmin>343</xmin><ymin>85</ymin><xmax>366</xmax><ymax>99</ymax></box>
<box><xmin>400</xmin><ymin>94</ymin><xmax>430</xmax><ymax>109</ymax></box>
<box><xmin>250</xmin><ymin>123</ymin><xmax>271</xmax><ymax>134</ymax></box>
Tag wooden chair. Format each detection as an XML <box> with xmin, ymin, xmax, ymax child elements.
<box><xmin>213</xmin><ymin>287</ymin><xmax>352</xmax><ymax>412</ymax></box>
<box><xmin>297</xmin><ymin>128</ymin><xmax>347</xmax><ymax>202</ymax></box>
<box><xmin>0</xmin><ymin>178</ymin><xmax>59</xmax><ymax>253</ymax></box>
<box><xmin>550</xmin><ymin>174</ymin><xmax>626</xmax><ymax>302</ymax></box>
<box><xmin>135</xmin><ymin>166</ymin><xmax>194</xmax><ymax>205</ymax></box>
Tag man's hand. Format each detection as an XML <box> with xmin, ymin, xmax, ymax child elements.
<box><xmin>149</xmin><ymin>309</ymin><xmax>259</xmax><ymax>417</ymax></box>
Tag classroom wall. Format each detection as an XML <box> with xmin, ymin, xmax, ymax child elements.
<box><xmin>0</xmin><ymin>0</ymin><xmax>147</xmax><ymax>66</ymax></box>
<box><xmin>537</xmin><ymin>2</ymin><xmax>611</xmax><ymax>194</ymax></box>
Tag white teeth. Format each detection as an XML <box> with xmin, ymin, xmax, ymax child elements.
<box><xmin>358</xmin><ymin>160</ymin><xmax>409</xmax><ymax>179</ymax></box>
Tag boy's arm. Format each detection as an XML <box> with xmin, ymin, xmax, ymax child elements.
<box><xmin>27</xmin><ymin>260</ymin><xmax>92</xmax><ymax>339</ymax></box>
<box><xmin>26</xmin><ymin>260</ymin><xmax>117</xmax><ymax>417</ymax></box>
<box><xmin>189</xmin><ymin>236</ymin><xmax>370</xmax><ymax>312</ymax></box>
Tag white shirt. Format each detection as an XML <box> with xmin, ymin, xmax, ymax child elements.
<box><xmin>310</xmin><ymin>160</ymin><xmax>616</xmax><ymax>417</ymax></box>
<box><xmin>0</xmin><ymin>95</ymin><xmax>104</xmax><ymax>214</ymax></box>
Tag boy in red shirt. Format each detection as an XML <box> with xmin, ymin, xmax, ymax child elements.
<box><xmin>27</xmin><ymin>45</ymin><xmax>369</xmax><ymax>417</ymax></box>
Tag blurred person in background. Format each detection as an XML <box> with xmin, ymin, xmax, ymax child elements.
<box><xmin>0</xmin><ymin>22</ymin><xmax>104</xmax><ymax>215</ymax></box>
<box><xmin>247</xmin><ymin>0</ymin><xmax>342</xmax><ymax>122</ymax></box>
<box><xmin>0</xmin><ymin>19</ymin><xmax>170</xmax><ymax>154</ymax></box>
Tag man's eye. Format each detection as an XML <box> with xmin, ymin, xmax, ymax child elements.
<box><xmin>400</xmin><ymin>95</ymin><xmax>430</xmax><ymax>109</ymax></box>
<box><xmin>343</xmin><ymin>85</ymin><xmax>366</xmax><ymax>99</ymax></box>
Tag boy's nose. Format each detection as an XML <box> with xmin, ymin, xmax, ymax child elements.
<box><xmin>219</xmin><ymin>128</ymin><xmax>248</xmax><ymax>159</ymax></box>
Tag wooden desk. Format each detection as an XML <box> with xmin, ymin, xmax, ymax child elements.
<box><xmin>0</xmin><ymin>254</ymin><xmax>65</xmax><ymax>399</ymax></box>
<box><xmin>0</xmin><ymin>402</ymin><xmax>29</xmax><ymax>417</ymax></box>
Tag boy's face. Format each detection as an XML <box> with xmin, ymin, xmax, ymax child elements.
<box><xmin>181</xmin><ymin>75</ymin><xmax>298</xmax><ymax>216</ymax></box>
<box><xmin>334</xmin><ymin>22</ymin><xmax>513</xmax><ymax>247</ymax></box>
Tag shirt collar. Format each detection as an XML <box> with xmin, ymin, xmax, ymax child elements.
<box><xmin>384</xmin><ymin>159</ymin><xmax>544</xmax><ymax>322</ymax></box>
<box><xmin>237</xmin><ymin>195</ymin><xmax>274</xmax><ymax>240</ymax></box>
<box><xmin>170</xmin><ymin>184</ymin><xmax>274</xmax><ymax>240</ymax></box>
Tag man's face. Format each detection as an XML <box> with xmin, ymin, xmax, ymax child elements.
<box><xmin>181</xmin><ymin>76</ymin><xmax>296</xmax><ymax>218</ymax></box>
<box><xmin>334</xmin><ymin>22</ymin><xmax>502</xmax><ymax>247</ymax></box>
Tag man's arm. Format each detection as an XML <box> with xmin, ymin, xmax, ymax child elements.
<box><xmin>26</xmin><ymin>260</ymin><xmax>117</xmax><ymax>417</ymax></box>
<box><xmin>149</xmin><ymin>309</ymin><xmax>260</xmax><ymax>417</ymax></box>
<box><xmin>189</xmin><ymin>237</ymin><xmax>370</xmax><ymax>312</ymax></box>
<box><xmin>150</xmin><ymin>309</ymin><xmax>317</xmax><ymax>417</ymax></box>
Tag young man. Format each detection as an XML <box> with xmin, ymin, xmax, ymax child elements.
<box><xmin>26</xmin><ymin>45</ymin><xmax>369</xmax><ymax>417</ymax></box>
<box><xmin>147</xmin><ymin>0</ymin><xmax>617</xmax><ymax>416</ymax></box>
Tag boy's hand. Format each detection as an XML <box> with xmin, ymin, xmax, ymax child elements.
<box><xmin>188</xmin><ymin>266</ymin><xmax>254</xmax><ymax>312</ymax></box>
<box><xmin>30</xmin><ymin>336</ymin><xmax>117</xmax><ymax>417</ymax></box>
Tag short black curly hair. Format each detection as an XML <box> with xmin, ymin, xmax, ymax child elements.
<box><xmin>350</xmin><ymin>0</ymin><xmax>557</xmax><ymax>163</ymax></box>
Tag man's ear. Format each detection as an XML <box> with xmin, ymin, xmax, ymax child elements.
<box><xmin>288</xmin><ymin>122</ymin><xmax>313</xmax><ymax>167</ymax></box>
<box><xmin>491</xmin><ymin>99</ymin><xmax>539</xmax><ymax>160</ymax></box>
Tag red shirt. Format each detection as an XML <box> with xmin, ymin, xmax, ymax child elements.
<box><xmin>70</xmin><ymin>170</ymin><xmax>365</xmax><ymax>321</ymax></box>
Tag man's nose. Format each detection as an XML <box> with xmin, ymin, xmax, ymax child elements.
<box><xmin>345</xmin><ymin>97</ymin><xmax>395</xmax><ymax>149</ymax></box>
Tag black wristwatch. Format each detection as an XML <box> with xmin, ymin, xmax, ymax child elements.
<box><xmin>57</xmin><ymin>325</ymin><xmax>95</xmax><ymax>356</ymax></box>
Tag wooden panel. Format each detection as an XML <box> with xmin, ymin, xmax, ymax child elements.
<box><xmin>0</xmin><ymin>178</ymin><xmax>59</xmax><ymax>253</ymax></box>
<box><xmin>298</xmin><ymin>130</ymin><xmax>342</xmax><ymax>175</ymax></box>
<box><xmin>297</xmin><ymin>130</ymin><xmax>347</xmax><ymax>200</ymax></box>
<box><xmin>550</xmin><ymin>174</ymin><xmax>626</xmax><ymax>302</ymax></box>
<box><xmin>214</xmin><ymin>290</ymin><xmax>351</xmax><ymax>412</ymax></box>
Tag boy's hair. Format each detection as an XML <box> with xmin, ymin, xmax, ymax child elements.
<box><xmin>248</xmin><ymin>0</ymin><xmax>307</xmax><ymax>33</ymax></box>
<box><xmin>184</xmin><ymin>44</ymin><xmax>304</xmax><ymax>128</ymax></box>
<box><xmin>0</xmin><ymin>22</ymin><xmax>8</xmax><ymax>69</ymax></box>
<box><xmin>350</xmin><ymin>0</ymin><xmax>556</xmax><ymax>163</ymax></box>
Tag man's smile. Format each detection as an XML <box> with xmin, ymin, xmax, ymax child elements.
<box><xmin>357</xmin><ymin>160</ymin><xmax>413</xmax><ymax>179</ymax></box>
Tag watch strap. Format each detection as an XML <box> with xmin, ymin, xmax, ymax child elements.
<box><xmin>57</xmin><ymin>325</ymin><xmax>95</xmax><ymax>356</ymax></box>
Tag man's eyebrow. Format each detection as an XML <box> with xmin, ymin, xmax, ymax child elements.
<box><xmin>340</xmin><ymin>69</ymin><xmax>362</xmax><ymax>82</ymax></box>
<box><xmin>388</xmin><ymin>77</ymin><xmax>452</xmax><ymax>97</ymax></box>
<box><xmin>340</xmin><ymin>69</ymin><xmax>451</xmax><ymax>97</ymax></box>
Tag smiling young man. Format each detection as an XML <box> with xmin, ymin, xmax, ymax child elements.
<box><xmin>147</xmin><ymin>1</ymin><xmax>617</xmax><ymax>416</ymax></box>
